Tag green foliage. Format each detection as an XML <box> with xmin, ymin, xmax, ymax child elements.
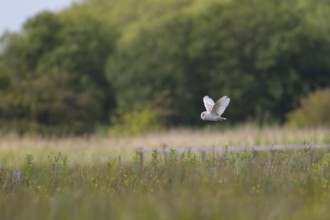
<box><xmin>185</xmin><ymin>150</ymin><xmax>198</xmax><ymax>165</ymax></box>
<box><xmin>109</xmin><ymin>107</ymin><xmax>162</xmax><ymax>136</ymax></box>
<box><xmin>107</xmin><ymin>14</ymin><xmax>201</xmax><ymax>125</ymax></box>
<box><xmin>0</xmin><ymin>11</ymin><xmax>117</xmax><ymax>135</ymax></box>
<box><xmin>0</xmin><ymin>70</ymin><xmax>109</xmax><ymax>135</ymax></box>
<box><xmin>286</xmin><ymin>88</ymin><xmax>330</xmax><ymax>128</ymax></box>
<box><xmin>151</xmin><ymin>149</ymin><xmax>160</xmax><ymax>165</ymax></box>
<box><xmin>23</xmin><ymin>154</ymin><xmax>34</xmax><ymax>176</ymax></box>
<box><xmin>106</xmin><ymin>0</ymin><xmax>330</xmax><ymax>126</ymax></box>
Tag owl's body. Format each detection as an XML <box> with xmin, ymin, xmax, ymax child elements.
<box><xmin>201</xmin><ymin>113</ymin><xmax>227</xmax><ymax>121</ymax></box>
<box><xmin>201</xmin><ymin>96</ymin><xmax>230</xmax><ymax>122</ymax></box>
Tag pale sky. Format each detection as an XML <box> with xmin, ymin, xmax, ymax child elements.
<box><xmin>0</xmin><ymin>0</ymin><xmax>78</xmax><ymax>35</ymax></box>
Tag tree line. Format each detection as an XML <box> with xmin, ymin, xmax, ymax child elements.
<box><xmin>0</xmin><ymin>0</ymin><xmax>329</xmax><ymax>135</ymax></box>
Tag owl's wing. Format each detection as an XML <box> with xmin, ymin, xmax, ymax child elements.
<box><xmin>203</xmin><ymin>96</ymin><xmax>215</xmax><ymax>112</ymax></box>
<box><xmin>211</xmin><ymin>96</ymin><xmax>230</xmax><ymax>116</ymax></box>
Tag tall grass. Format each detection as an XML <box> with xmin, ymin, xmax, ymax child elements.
<box><xmin>0</xmin><ymin>126</ymin><xmax>329</xmax><ymax>219</ymax></box>
<box><xmin>0</xmin><ymin>125</ymin><xmax>329</xmax><ymax>167</ymax></box>
<box><xmin>1</xmin><ymin>148</ymin><xmax>330</xmax><ymax>220</ymax></box>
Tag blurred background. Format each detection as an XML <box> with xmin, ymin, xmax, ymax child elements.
<box><xmin>0</xmin><ymin>0</ymin><xmax>329</xmax><ymax>136</ymax></box>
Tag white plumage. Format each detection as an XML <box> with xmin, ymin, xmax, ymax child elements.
<box><xmin>201</xmin><ymin>96</ymin><xmax>230</xmax><ymax>121</ymax></box>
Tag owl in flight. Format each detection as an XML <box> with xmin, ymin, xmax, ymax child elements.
<box><xmin>201</xmin><ymin>96</ymin><xmax>230</xmax><ymax>121</ymax></box>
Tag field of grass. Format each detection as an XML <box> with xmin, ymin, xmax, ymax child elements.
<box><xmin>0</xmin><ymin>126</ymin><xmax>329</xmax><ymax>220</ymax></box>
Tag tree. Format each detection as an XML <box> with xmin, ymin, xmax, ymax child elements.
<box><xmin>107</xmin><ymin>0</ymin><xmax>330</xmax><ymax>125</ymax></box>
<box><xmin>0</xmin><ymin>10</ymin><xmax>117</xmax><ymax>134</ymax></box>
<box><xmin>107</xmin><ymin>14</ymin><xmax>207</xmax><ymax>125</ymax></box>
<box><xmin>188</xmin><ymin>0</ymin><xmax>330</xmax><ymax>122</ymax></box>
<box><xmin>2</xmin><ymin>0</ymin><xmax>330</xmax><ymax>135</ymax></box>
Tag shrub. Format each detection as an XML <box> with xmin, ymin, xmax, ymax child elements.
<box><xmin>109</xmin><ymin>107</ymin><xmax>163</xmax><ymax>136</ymax></box>
<box><xmin>286</xmin><ymin>88</ymin><xmax>330</xmax><ymax>128</ymax></box>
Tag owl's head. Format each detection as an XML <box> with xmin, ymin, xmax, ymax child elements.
<box><xmin>201</xmin><ymin>111</ymin><xmax>207</xmax><ymax>120</ymax></box>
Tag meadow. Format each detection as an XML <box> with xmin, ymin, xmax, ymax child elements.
<box><xmin>0</xmin><ymin>125</ymin><xmax>329</xmax><ymax>220</ymax></box>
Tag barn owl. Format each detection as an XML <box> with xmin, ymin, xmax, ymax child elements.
<box><xmin>201</xmin><ymin>96</ymin><xmax>230</xmax><ymax>121</ymax></box>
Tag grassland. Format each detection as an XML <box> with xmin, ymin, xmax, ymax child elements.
<box><xmin>0</xmin><ymin>126</ymin><xmax>329</xmax><ymax>220</ymax></box>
